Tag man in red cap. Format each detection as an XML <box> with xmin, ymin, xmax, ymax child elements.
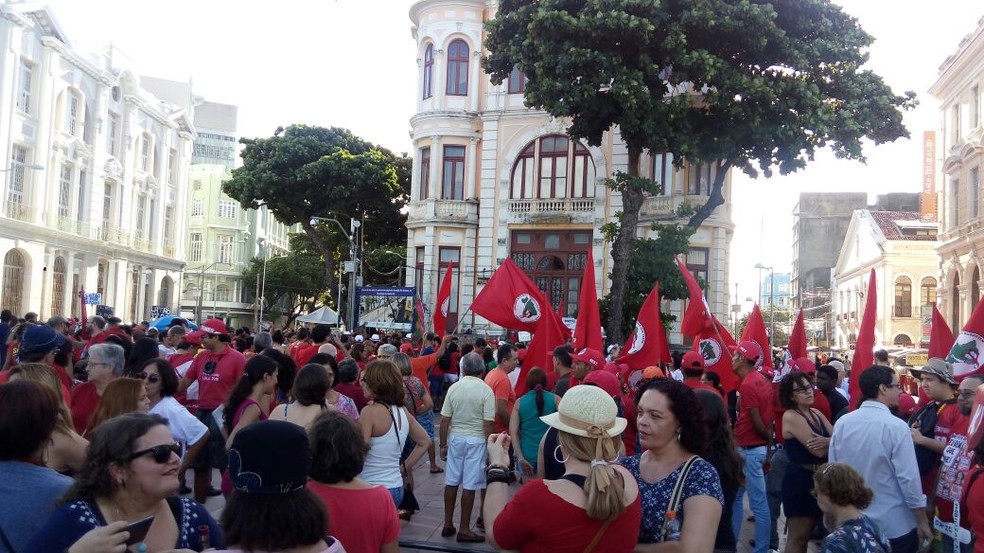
<box><xmin>731</xmin><ymin>339</ymin><xmax>774</xmax><ymax>553</ymax></box>
<box><xmin>680</xmin><ymin>350</ymin><xmax>723</xmax><ymax>398</ymax></box>
<box><xmin>178</xmin><ymin>318</ymin><xmax>246</xmax><ymax>503</ymax></box>
<box><xmin>570</xmin><ymin>347</ymin><xmax>605</xmax><ymax>383</ymax></box>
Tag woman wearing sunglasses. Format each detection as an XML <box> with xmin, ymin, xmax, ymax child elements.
<box><xmin>27</xmin><ymin>413</ymin><xmax>225</xmax><ymax>552</ymax></box>
<box><xmin>140</xmin><ymin>358</ymin><xmax>209</xmax><ymax>490</ymax></box>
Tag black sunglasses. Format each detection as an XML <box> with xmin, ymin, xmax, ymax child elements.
<box><xmin>127</xmin><ymin>442</ymin><xmax>181</xmax><ymax>463</ymax></box>
<box><xmin>135</xmin><ymin>372</ymin><xmax>160</xmax><ymax>383</ymax></box>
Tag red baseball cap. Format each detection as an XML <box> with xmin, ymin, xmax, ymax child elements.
<box><xmin>583</xmin><ymin>370</ymin><xmax>622</xmax><ymax>398</ymax></box>
<box><xmin>736</xmin><ymin>340</ymin><xmax>762</xmax><ymax>362</ymax></box>
<box><xmin>200</xmin><ymin>318</ymin><xmax>229</xmax><ymax>336</ymax></box>
<box><xmin>184</xmin><ymin>331</ymin><xmax>204</xmax><ymax>346</ymax></box>
<box><xmin>791</xmin><ymin>357</ymin><xmax>816</xmax><ymax>374</ymax></box>
<box><xmin>571</xmin><ymin>348</ymin><xmax>605</xmax><ymax>370</ymax></box>
<box><xmin>681</xmin><ymin>351</ymin><xmax>705</xmax><ymax>370</ymax></box>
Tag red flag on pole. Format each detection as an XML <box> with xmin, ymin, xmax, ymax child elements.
<box><xmin>471</xmin><ymin>258</ymin><xmax>549</xmax><ymax>333</ymax></box>
<box><xmin>676</xmin><ymin>256</ymin><xmax>711</xmax><ymax>337</ymax></box>
<box><xmin>617</xmin><ymin>282</ymin><xmax>670</xmax><ymax>370</ymax></box>
<box><xmin>573</xmin><ymin>249</ymin><xmax>603</xmax><ymax>353</ymax></box>
<box><xmin>944</xmin><ymin>299</ymin><xmax>984</xmax><ymax>381</ymax></box>
<box><xmin>929</xmin><ymin>303</ymin><xmax>954</xmax><ymax>359</ymax></box>
<box><xmin>694</xmin><ymin>315</ymin><xmax>739</xmax><ymax>393</ymax></box>
<box><xmin>850</xmin><ymin>269</ymin><xmax>878</xmax><ymax>402</ymax></box>
<box><xmin>740</xmin><ymin>304</ymin><xmax>774</xmax><ymax>371</ymax></box>
<box><xmin>412</xmin><ymin>296</ymin><xmax>426</xmax><ymax>341</ymax></box>
<box><xmin>519</xmin><ymin>308</ymin><xmax>572</xmax><ymax>395</ymax></box>
<box><xmin>433</xmin><ymin>263</ymin><xmax>453</xmax><ymax>338</ymax></box>
<box><xmin>787</xmin><ymin>309</ymin><xmax>807</xmax><ymax>360</ymax></box>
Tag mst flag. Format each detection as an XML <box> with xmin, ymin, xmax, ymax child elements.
<box><xmin>471</xmin><ymin>258</ymin><xmax>547</xmax><ymax>333</ymax></box>
<box><xmin>676</xmin><ymin>256</ymin><xmax>711</xmax><ymax>337</ymax></box>
<box><xmin>787</xmin><ymin>309</ymin><xmax>808</xmax><ymax>360</ymax></box>
<box><xmin>945</xmin><ymin>298</ymin><xmax>984</xmax><ymax>381</ymax></box>
<box><xmin>573</xmin><ymin>249</ymin><xmax>603</xmax><ymax>353</ymax></box>
<box><xmin>434</xmin><ymin>263</ymin><xmax>454</xmax><ymax>338</ymax></box>
<box><xmin>520</xmin><ymin>308</ymin><xmax>572</xmax><ymax>395</ymax></box>
<box><xmin>929</xmin><ymin>303</ymin><xmax>955</xmax><ymax>360</ymax></box>
<box><xmin>694</xmin><ymin>315</ymin><xmax>739</xmax><ymax>393</ymax></box>
<box><xmin>850</xmin><ymin>269</ymin><xmax>877</xmax><ymax>402</ymax></box>
<box><xmin>740</xmin><ymin>304</ymin><xmax>773</xmax><ymax>371</ymax></box>
<box><xmin>617</xmin><ymin>282</ymin><xmax>670</xmax><ymax>370</ymax></box>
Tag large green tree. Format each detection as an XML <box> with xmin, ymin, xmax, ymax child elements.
<box><xmin>485</xmin><ymin>0</ymin><xmax>915</xmax><ymax>342</ymax></box>
<box><xmin>242</xmin><ymin>237</ymin><xmax>325</xmax><ymax>328</ymax></box>
<box><xmin>223</xmin><ymin>125</ymin><xmax>410</xmax><ymax>303</ymax></box>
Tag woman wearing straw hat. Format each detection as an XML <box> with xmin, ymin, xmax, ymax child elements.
<box><xmin>482</xmin><ymin>385</ymin><xmax>641</xmax><ymax>552</ymax></box>
<box><xmin>624</xmin><ymin>378</ymin><xmax>724</xmax><ymax>552</ymax></box>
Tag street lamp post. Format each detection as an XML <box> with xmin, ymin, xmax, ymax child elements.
<box><xmin>755</xmin><ymin>262</ymin><xmax>775</xmax><ymax>340</ymax></box>
<box><xmin>194</xmin><ymin>261</ymin><xmax>222</xmax><ymax>323</ymax></box>
<box><xmin>256</xmin><ymin>239</ymin><xmax>270</xmax><ymax>329</ymax></box>
<box><xmin>310</xmin><ymin>215</ymin><xmax>359</xmax><ymax>328</ymax></box>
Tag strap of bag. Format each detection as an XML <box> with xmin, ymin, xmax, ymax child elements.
<box><xmin>387</xmin><ymin>405</ymin><xmax>407</xmax><ymax>450</ymax></box>
<box><xmin>667</xmin><ymin>455</ymin><xmax>700</xmax><ymax>514</ymax></box>
<box><xmin>583</xmin><ymin>520</ymin><xmax>612</xmax><ymax>553</ymax></box>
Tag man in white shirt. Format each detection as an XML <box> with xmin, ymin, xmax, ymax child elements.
<box><xmin>829</xmin><ymin>364</ymin><xmax>932</xmax><ymax>553</ymax></box>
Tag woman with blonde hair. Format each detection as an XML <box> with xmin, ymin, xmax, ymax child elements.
<box><xmin>484</xmin><ymin>385</ymin><xmax>641</xmax><ymax>552</ymax></box>
<box><xmin>7</xmin><ymin>363</ymin><xmax>88</xmax><ymax>474</ymax></box>
<box><xmin>814</xmin><ymin>463</ymin><xmax>890</xmax><ymax>553</ymax></box>
<box><xmin>85</xmin><ymin>377</ymin><xmax>150</xmax><ymax>435</ymax></box>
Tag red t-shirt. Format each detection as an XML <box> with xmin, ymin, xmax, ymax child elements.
<box><xmin>293</xmin><ymin>343</ymin><xmax>320</xmax><ymax>367</ymax></box>
<box><xmin>70</xmin><ymin>381</ymin><xmax>100</xmax><ymax>434</ymax></box>
<box><xmin>684</xmin><ymin>379</ymin><xmax>725</xmax><ymax>399</ymax></box>
<box><xmin>921</xmin><ymin>401</ymin><xmax>966</xmax><ymax>496</ymax></box>
<box><xmin>735</xmin><ymin>369</ymin><xmax>774</xmax><ymax>447</ymax></box>
<box><xmin>494</xmin><ymin>479</ymin><xmax>642</xmax><ymax>552</ymax></box>
<box><xmin>960</xmin><ymin>466</ymin><xmax>984</xmax><ymax>553</ymax></box>
<box><xmin>334</xmin><ymin>382</ymin><xmax>367</xmax><ymax>413</ymax></box>
<box><xmin>185</xmin><ymin>346</ymin><xmax>247</xmax><ymax>410</ymax></box>
<box><xmin>307</xmin><ymin>482</ymin><xmax>399</xmax><ymax>552</ymax></box>
<box><xmin>485</xmin><ymin>368</ymin><xmax>516</xmax><ymax>434</ymax></box>
<box><xmin>937</xmin><ymin>416</ymin><xmax>972</xmax><ymax>524</ymax></box>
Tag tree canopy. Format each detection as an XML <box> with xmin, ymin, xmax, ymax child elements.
<box><xmin>242</xmin><ymin>234</ymin><xmax>325</xmax><ymax>328</ymax></box>
<box><xmin>485</xmin><ymin>0</ymin><xmax>915</xmax><ymax>341</ymax></box>
<box><xmin>222</xmin><ymin>125</ymin><xmax>410</xmax><ymax>300</ymax></box>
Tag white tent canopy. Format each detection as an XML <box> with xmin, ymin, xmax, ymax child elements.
<box><xmin>296</xmin><ymin>306</ymin><xmax>340</xmax><ymax>325</ymax></box>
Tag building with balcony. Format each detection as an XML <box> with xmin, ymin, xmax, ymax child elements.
<box><xmin>932</xmin><ymin>16</ymin><xmax>984</xmax><ymax>330</ymax></box>
<box><xmin>0</xmin><ymin>4</ymin><xmax>191</xmax><ymax>321</ymax></box>
<box><xmin>832</xmin><ymin>210</ymin><xmax>939</xmax><ymax>351</ymax></box>
<box><xmin>405</xmin><ymin>0</ymin><xmax>735</xmax><ymax>341</ymax></box>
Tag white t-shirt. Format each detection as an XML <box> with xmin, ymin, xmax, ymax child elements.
<box><xmin>150</xmin><ymin>396</ymin><xmax>208</xmax><ymax>455</ymax></box>
<box><xmin>158</xmin><ymin>344</ymin><xmax>176</xmax><ymax>356</ymax></box>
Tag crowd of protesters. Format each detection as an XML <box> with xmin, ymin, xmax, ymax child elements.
<box><xmin>2</xmin><ymin>306</ymin><xmax>984</xmax><ymax>553</ymax></box>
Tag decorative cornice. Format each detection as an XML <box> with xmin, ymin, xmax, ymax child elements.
<box><xmin>39</xmin><ymin>37</ymin><xmax>116</xmax><ymax>87</ymax></box>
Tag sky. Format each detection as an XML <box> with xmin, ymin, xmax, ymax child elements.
<box><xmin>40</xmin><ymin>0</ymin><xmax>984</xmax><ymax>313</ymax></box>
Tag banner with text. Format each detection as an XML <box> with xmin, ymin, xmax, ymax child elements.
<box><xmin>355</xmin><ymin>286</ymin><xmax>415</xmax><ymax>331</ymax></box>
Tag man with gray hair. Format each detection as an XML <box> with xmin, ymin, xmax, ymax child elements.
<box><xmin>159</xmin><ymin>325</ymin><xmax>187</xmax><ymax>357</ymax></box>
<box><xmin>70</xmin><ymin>343</ymin><xmax>125</xmax><ymax>434</ymax></box>
<box><xmin>252</xmin><ymin>331</ymin><xmax>273</xmax><ymax>353</ymax></box>
<box><xmin>438</xmin><ymin>352</ymin><xmax>495</xmax><ymax>542</ymax></box>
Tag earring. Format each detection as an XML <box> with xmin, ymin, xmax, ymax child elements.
<box><xmin>676</xmin><ymin>429</ymin><xmax>682</xmax><ymax>441</ymax></box>
<box><xmin>553</xmin><ymin>445</ymin><xmax>570</xmax><ymax>464</ymax></box>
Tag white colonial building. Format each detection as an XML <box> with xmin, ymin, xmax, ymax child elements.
<box><xmin>405</xmin><ymin>0</ymin><xmax>735</xmax><ymax>342</ymax></box>
<box><xmin>832</xmin><ymin>210</ymin><xmax>940</xmax><ymax>351</ymax></box>
<box><xmin>932</xmin><ymin>15</ymin><xmax>984</xmax><ymax>331</ymax></box>
<box><xmin>0</xmin><ymin>4</ymin><xmax>191</xmax><ymax>321</ymax></box>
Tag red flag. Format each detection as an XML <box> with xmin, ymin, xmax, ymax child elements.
<box><xmin>740</xmin><ymin>304</ymin><xmax>774</xmax><ymax>370</ymax></box>
<box><xmin>471</xmin><ymin>258</ymin><xmax>550</xmax><ymax>332</ymax></box>
<box><xmin>519</xmin><ymin>309</ymin><xmax>572</xmax><ymax>395</ymax></box>
<box><xmin>433</xmin><ymin>263</ymin><xmax>453</xmax><ymax>338</ymax></box>
<box><xmin>617</xmin><ymin>282</ymin><xmax>670</xmax><ymax>370</ymax></box>
<box><xmin>676</xmin><ymin>256</ymin><xmax>711</xmax><ymax>337</ymax></box>
<box><xmin>412</xmin><ymin>296</ymin><xmax>426</xmax><ymax>340</ymax></box>
<box><xmin>573</xmin><ymin>249</ymin><xmax>603</xmax><ymax>353</ymax></box>
<box><xmin>694</xmin><ymin>315</ymin><xmax>739</xmax><ymax>393</ymax></box>
<box><xmin>850</xmin><ymin>269</ymin><xmax>877</xmax><ymax>402</ymax></box>
<box><xmin>787</xmin><ymin>309</ymin><xmax>807</xmax><ymax>359</ymax></box>
<box><xmin>945</xmin><ymin>299</ymin><xmax>984</xmax><ymax>381</ymax></box>
<box><xmin>929</xmin><ymin>303</ymin><xmax>954</xmax><ymax>359</ymax></box>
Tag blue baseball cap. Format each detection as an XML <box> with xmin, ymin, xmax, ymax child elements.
<box><xmin>20</xmin><ymin>324</ymin><xmax>66</xmax><ymax>356</ymax></box>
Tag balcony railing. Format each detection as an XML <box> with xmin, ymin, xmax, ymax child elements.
<box><xmin>640</xmin><ymin>196</ymin><xmax>673</xmax><ymax>217</ymax></box>
<box><xmin>406</xmin><ymin>199</ymin><xmax>478</xmax><ymax>224</ymax></box>
<box><xmin>4</xmin><ymin>202</ymin><xmax>34</xmax><ymax>222</ymax></box>
<box><xmin>507</xmin><ymin>198</ymin><xmax>594</xmax><ymax>214</ymax></box>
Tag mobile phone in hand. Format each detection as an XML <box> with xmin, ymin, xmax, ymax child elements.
<box><xmin>123</xmin><ymin>515</ymin><xmax>154</xmax><ymax>546</ymax></box>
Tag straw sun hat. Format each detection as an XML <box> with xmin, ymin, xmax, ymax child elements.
<box><xmin>540</xmin><ymin>385</ymin><xmax>627</xmax><ymax>439</ymax></box>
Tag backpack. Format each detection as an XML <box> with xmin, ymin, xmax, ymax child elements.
<box><xmin>909</xmin><ymin>400</ymin><xmax>949</xmax><ymax>474</ymax></box>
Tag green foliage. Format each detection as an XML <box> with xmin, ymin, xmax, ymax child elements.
<box><xmin>242</xmin><ymin>247</ymin><xmax>326</xmax><ymax>328</ymax></box>
<box><xmin>599</xmin><ymin>223</ymin><xmax>697</xmax><ymax>338</ymax></box>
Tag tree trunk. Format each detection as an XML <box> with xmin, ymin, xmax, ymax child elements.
<box><xmin>605</xmin><ymin>149</ymin><xmax>645</xmax><ymax>344</ymax></box>
<box><xmin>687</xmin><ymin>160</ymin><xmax>733</xmax><ymax>228</ymax></box>
<box><xmin>300</xmin><ymin>221</ymin><xmax>338</xmax><ymax>303</ymax></box>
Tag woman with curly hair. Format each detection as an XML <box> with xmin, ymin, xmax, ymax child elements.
<box><xmin>814</xmin><ymin>463</ymin><xmax>890</xmax><ymax>553</ymax></box>
<box><xmin>623</xmin><ymin>378</ymin><xmax>723</xmax><ymax>552</ymax></box>
<box><xmin>694</xmin><ymin>389</ymin><xmax>743</xmax><ymax>552</ymax></box>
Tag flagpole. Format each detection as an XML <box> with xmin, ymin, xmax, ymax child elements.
<box><xmin>449</xmin><ymin>303</ymin><xmax>474</xmax><ymax>336</ymax></box>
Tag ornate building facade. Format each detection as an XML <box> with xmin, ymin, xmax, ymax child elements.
<box><xmin>405</xmin><ymin>0</ymin><xmax>735</xmax><ymax>342</ymax></box>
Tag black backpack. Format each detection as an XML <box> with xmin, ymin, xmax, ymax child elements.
<box><xmin>908</xmin><ymin>400</ymin><xmax>952</xmax><ymax>474</ymax></box>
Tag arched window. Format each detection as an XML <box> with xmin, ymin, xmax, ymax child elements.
<box><xmin>446</xmin><ymin>40</ymin><xmax>469</xmax><ymax>96</ymax></box>
<box><xmin>51</xmin><ymin>256</ymin><xmax>66</xmax><ymax>318</ymax></box>
<box><xmin>894</xmin><ymin>334</ymin><xmax>913</xmax><ymax>346</ymax></box>
<box><xmin>422</xmin><ymin>44</ymin><xmax>434</xmax><ymax>99</ymax></box>
<box><xmin>510</xmin><ymin>135</ymin><xmax>595</xmax><ymax>199</ymax></box>
<box><xmin>183</xmin><ymin>282</ymin><xmax>199</xmax><ymax>300</ymax></box>
<box><xmin>158</xmin><ymin>276</ymin><xmax>172</xmax><ymax>309</ymax></box>
<box><xmin>2</xmin><ymin>250</ymin><xmax>25</xmax><ymax>314</ymax></box>
<box><xmin>894</xmin><ymin>276</ymin><xmax>912</xmax><ymax>317</ymax></box>
<box><xmin>921</xmin><ymin>277</ymin><xmax>938</xmax><ymax>307</ymax></box>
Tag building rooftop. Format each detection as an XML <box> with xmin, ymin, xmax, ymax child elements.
<box><xmin>868</xmin><ymin>210</ymin><xmax>938</xmax><ymax>241</ymax></box>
